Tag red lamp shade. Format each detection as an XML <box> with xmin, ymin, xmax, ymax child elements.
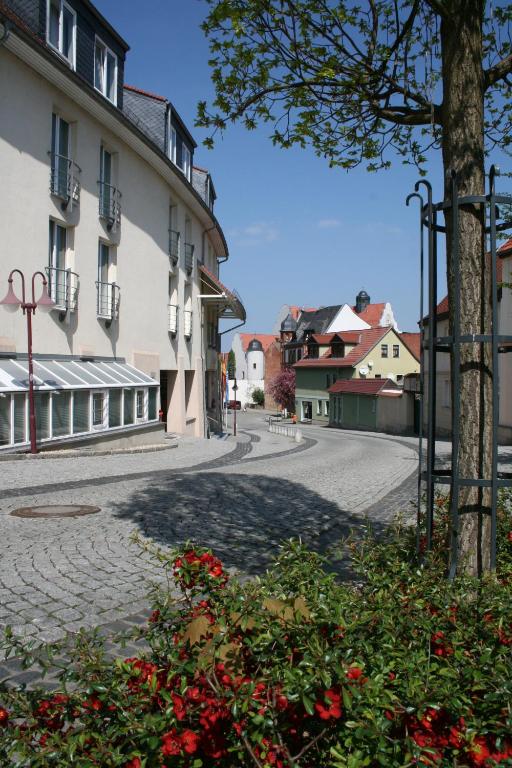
<box><xmin>0</xmin><ymin>281</ymin><xmax>21</xmax><ymax>313</ymax></box>
<box><xmin>36</xmin><ymin>282</ymin><xmax>56</xmax><ymax>313</ymax></box>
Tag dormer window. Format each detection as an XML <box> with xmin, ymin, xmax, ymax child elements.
<box><xmin>182</xmin><ymin>145</ymin><xmax>191</xmax><ymax>181</ymax></box>
<box><xmin>95</xmin><ymin>37</ymin><xmax>118</xmax><ymax>104</ymax></box>
<box><xmin>169</xmin><ymin>125</ymin><xmax>177</xmax><ymax>164</ymax></box>
<box><xmin>47</xmin><ymin>0</ymin><xmax>76</xmax><ymax>67</ymax></box>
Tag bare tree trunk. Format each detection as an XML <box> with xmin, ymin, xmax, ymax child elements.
<box><xmin>441</xmin><ymin>0</ymin><xmax>492</xmax><ymax>575</ymax></box>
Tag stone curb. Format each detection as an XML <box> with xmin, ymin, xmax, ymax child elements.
<box><xmin>0</xmin><ymin>442</ymin><xmax>178</xmax><ymax>461</ymax></box>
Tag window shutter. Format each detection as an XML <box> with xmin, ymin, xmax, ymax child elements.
<box><xmin>123</xmin><ymin>389</ymin><xmax>134</xmax><ymax>425</ymax></box>
<box><xmin>13</xmin><ymin>394</ymin><xmax>26</xmax><ymax>444</ymax></box>
<box><xmin>0</xmin><ymin>396</ymin><xmax>10</xmax><ymax>445</ymax></box>
<box><xmin>148</xmin><ymin>388</ymin><xmax>157</xmax><ymax>420</ymax></box>
<box><xmin>52</xmin><ymin>392</ymin><xmax>71</xmax><ymax>437</ymax></box>
<box><xmin>73</xmin><ymin>391</ymin><xmax>90</xmax><ymax>433</ymax></box>
<box><xmin>34</xmin><ymin>393</ymin><xmax>50</xmax><ymax>440</ymax></box>
<box><xmin>109</xmin><ymin>389</ymin><xmax>122</xmax><ymax>427</ymax></box>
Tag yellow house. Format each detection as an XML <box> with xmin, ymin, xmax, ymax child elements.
<box><xmin>294</xmin><ymin>327</ymin><xmax>420</xmax><ymax>422</ymax></box>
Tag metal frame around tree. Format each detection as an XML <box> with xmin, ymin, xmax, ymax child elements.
<box><xmin>407</xmin><ymin>165</ymin><xmax>512</xmax><ymax>574</ymax></box>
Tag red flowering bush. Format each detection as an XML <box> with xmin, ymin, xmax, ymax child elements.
<box><xmin>0</xmin><ymin>493</ymin><xmax>511</xmax><ymax>767</ymax></box>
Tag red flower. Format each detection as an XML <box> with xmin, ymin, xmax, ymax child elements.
<box><xmin>171</xmin><ymin>693</ymin><xmax>187</xmax><ymax>721</ymax></box>
<box><xmin>315</xmin><ymin>688</ymin><xmax>342</xmax><ymax>720</ymax></box>
<box><xmin>468</xmin><ymin>736</ymin><xmax>492</xmax><ymax>766</ymax></box>
<box><xmin>0</xmin><ymin>707</ymin><xmax>8</xmax><ymax>727</ymax></box>
<box><xmin>124</xmin><ymin>759</ymin><xmax>141</xmax><ymax>768</ymax></box>
<box><xmin>346</xmin><ymin>666</ymin><xmax>364</xmax><ymax>680</ymax></box>
<box><xmin>149</xmin><ymin>609</ymin><xmax>160</xmax><ymax>623</ymax></box>
<box><xmin>162</xmin><ymin>729</ymin><xmax>181</xmax><ymax>756</ymax></box>
<box><xmin>181</xmin><ymin>729</ymin><xmax>200</xmax><ymax>754</ymax></box>
<box><xmin>507</xmin><ymin>530</ymin><xmax>512</xmax><ymax>542</ymax></box>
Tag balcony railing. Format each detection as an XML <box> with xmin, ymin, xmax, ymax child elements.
<box><xmin>49</xmin><ymin>152</ymin><xmax>81</xmax><ymax>209</ymax></box>
<box><xmin>168</xmin><ymin>303</ymin><xmax>178</xmax><ymax>335</ymax></box>
<box><xmin>184</xmin><ymin>309</ymin><xmax>192</xmax><ymax>338</ymax></box>
<box><xmin>96</xmin><ymin>281</ymin><xmax>120</xmax><ymax>321</ymax></box>
<box><xmin>169</xmin><ymin>229</ymin><xmax>180</xmax><ymax>265</ymax></box>
<box><xmin>45</xmin><ymin>267</ymin><xmax>79</xmax><ymax>312</ymax></box>
<box><xmin>98</xmin><ymin>181</ymin><xmax>122</xmax><ymax>231</ymax></box>
<box><xmin>184</xmin><ymin>243</ymin><xmax>194</xmax><ymax>274</ymax></box>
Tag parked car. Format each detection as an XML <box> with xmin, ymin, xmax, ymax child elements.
<box><xmin>228</xmin><ymin>400</ymin><xmax>241</xmax><ymax>410</ymax></box>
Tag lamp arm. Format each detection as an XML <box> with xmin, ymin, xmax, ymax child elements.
<box><xmin>8</xmin><ymin>268</ymin><xmax>26</xmax><ymax>305</ymax></box>
<box><xmin>31</xmin><ymin>271</ymin><xmax>47</xmax><ymax>305</ymax></box>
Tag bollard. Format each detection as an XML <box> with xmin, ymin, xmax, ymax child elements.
<box><xmin>294</xmin><ymin>429</ymin><xmax>303</xmax><ymax>444</ymax></box>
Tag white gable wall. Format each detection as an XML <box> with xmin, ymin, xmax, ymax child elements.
<box><xmin>381</xmin><ymin>302</ymin><xmax>399</xmax><ymax>331</ymax></box>
<box><xmin>326</xmin><ymin>304</ymin><xmax>371</xmax><ymax>332</ymax></box>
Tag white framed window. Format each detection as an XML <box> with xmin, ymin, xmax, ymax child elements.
<box><xmin>393</xmin><ymin>344</ymin><xmax>400</xmax><ymax>358</ymax></box>
<box><xmin>47</xmin><ymin>0</ymin><xmax>76</xmax><ymax>67</ymax></box>
<box><xmin>136</xmin><ymin>389</ymin><xmax>146</xmax><ymax>422</ymax></box>
<box><xmin>169</xmin><ymin>125</ymin><xmax>177</xmax><ymax>164</ymax></box>
<box><xmin>182</xmin><ymin>145</ymin><xmax>191</xmax><ymax>180</ymax></box>
<box><xmin>48</xmin><ymin>220</ymin><xmax>68</xmax><ymax>307</ymax></box>
<box><xmin>381</xmin><ymin>344</ymin><xmax>388</xmax><ymax>358</ymax></box>
<box><xmin>92</xmin><ymin>390</ymin><xmax>106</xmax><ymax>428</ymax></box>
<box><xmin>94</xmin><ymin>37</ymin><xmax>118</xmax><ymax>104</ymax></box>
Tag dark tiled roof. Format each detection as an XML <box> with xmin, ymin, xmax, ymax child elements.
<box><xmin>328</xmin><ymin>378</ymin><xmax>399</xmax><ymax>395</ymax></box>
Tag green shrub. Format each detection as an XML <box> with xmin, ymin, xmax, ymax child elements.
<box><xmin>1</xmin><ymin>494</ymin><xmax>511</xmax><ymax>767</ymax></box>
<box><xmin>252</xmin><ymin>388</ymin><xmax>265</xmax><ymax>407</ymax></box>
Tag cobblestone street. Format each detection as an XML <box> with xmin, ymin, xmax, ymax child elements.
<box><xmin>0</xmin><ymin>413</ymin><xmax>421</xmax><ymax>657</ymax></box>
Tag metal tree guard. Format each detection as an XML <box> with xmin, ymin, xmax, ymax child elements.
<box><xmin>407</xmin><ymin>165</ymin><xmax>512</xmax><ymax>573</ymax></box>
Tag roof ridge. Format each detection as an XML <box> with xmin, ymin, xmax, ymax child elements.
<box><xmin>124</xmin><ymin>84</ymin><xmax>167</xmax><ymax>103</ymax></box>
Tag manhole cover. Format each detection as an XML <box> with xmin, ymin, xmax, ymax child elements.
<box><xmin>10</xmin><ymin>505</ymin><xmax>101</xmax><ymax>519</ymax></box>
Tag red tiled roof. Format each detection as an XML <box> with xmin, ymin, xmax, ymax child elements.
<box><xmin>399</xmin><ymin>332</ymin><xmax>421</xmax><ymax>361</ymax></box>
<box><xmin>349</xmin><ymin>302</ymin><xmax>386</xmax><ymax>327</ymax></box>
<box><xmin>200</xmin><ymin>265</ymin><xmax>234</xmax><ymax>299</ymax></box>
<box><xmin>328</xmin><ymin>378</ymin><xmax>399</xmax><ymax>395</ymax></box>
<box><xmin>311</xmin><ymin>333</ymin><xmax>336</xmax><ymax>344</ymax></box>
<box><xmin>294</xmin><ymin>327</ymin><xmax>390</xmax><ymax>368</ymax></box>
<box><xmin>311</xmin><ymin>332</ymin><xmax>361</xmax><ymax>345</ymax></box>
<box><xmin>239</xmin><ymin>334</ymin><xmax>277</xmax><ymax>353</ymax></box>
<box><xmin>498</xmin><ymin>239</ymin><xmax>512</xmax><ymax>256</ymax></box>
<box><xmin>124</xmin><ymin>84</ymin><xmax>167</xmax><ymax>103</ymax></box>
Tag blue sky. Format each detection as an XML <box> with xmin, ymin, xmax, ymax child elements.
<box><xmin>95</xmin><ymin>0</ymin><xmax>452</xmax><ymax>338</ymax></box>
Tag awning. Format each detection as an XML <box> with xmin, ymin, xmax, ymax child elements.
<box><xmin>0</xmin><ymin>359</ymin><xmax>159</xmax><ymax>393</ymax></box>
<box><xmin>199</xmin><ymin>265</ymin><xmax>246</xmax><ymax>321</ymax></box>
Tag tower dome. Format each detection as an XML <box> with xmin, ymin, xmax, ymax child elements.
<box><xmin>355</xmin><ymin>290</ymin><xmax>370</xmax><ymax>314</ymax></box>
<box><xmin>280</xmin><ymin>313</ymin><xmax>297</xmax><ymax>332</ymax></box>
<box><xmin>247</xmin><ymin>338</ymin><xmax>263</xmax><ymax>352</ymax></box>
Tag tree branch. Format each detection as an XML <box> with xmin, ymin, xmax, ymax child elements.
<box><xmin>422</xmin><ymin>0</ymin><xmax>450</xmax><ymax>18</ymax></box>
<box><xmin>371</xmin><ymin>103</ymin><xmax>441</xmax><ymax>126</ymax></box>
<box><xmin>485</xmin><ymin>54</ymin><xmax>512</xmax><ymax>89</ymax></box>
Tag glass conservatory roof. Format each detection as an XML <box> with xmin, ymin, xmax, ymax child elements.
<box><xmin>0</xmin><ymin>359</ymin><xmax>159</xmax><ymax>393</ymax></box>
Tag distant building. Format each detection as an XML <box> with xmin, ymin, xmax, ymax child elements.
<box><xmin>294</xmin><ymin>326</ymin><xmax>420</xmax><ymax>423</ymax></box>
<box><xmin>422</xmin><ymin>241</ymin><xmax>512</xmax><ymax>443</ymax></box>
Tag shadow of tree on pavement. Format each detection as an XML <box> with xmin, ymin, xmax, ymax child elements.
<box><xmin>111</xmin><ymin>472</ymin><xmax>389</xmax><ymax>581</ymax></box>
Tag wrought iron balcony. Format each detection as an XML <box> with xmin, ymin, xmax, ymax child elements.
<box><xmin>49</xmin><ymin>152</ymin><xmax>81</xmax><ymax>209</ymax></box>
<box><xmin>45</xmin><ymin>267</ymin><xmax>79</xmax><ymax>312</ymax></box>
<box><xmin>169</xmin><ymin>229</ymin><xmax>180</xmax><ymax>265</ymax></box>
<box><xmin>98</xmin><ymin>181</ymin><xmax>122</xmax><ymax>231</ymax></box>
<box><xmin>96</xmin><ymin>281</ymin><xmax>120</xmax><ymax>321</ymax></box>
<box><xmin>184</xmin><ymin>309</ymin><xmax>192</xmax><ymax>338</ymax></box>
<box><xmin>168</xmin><ymin>303</ymin><xmax>178</xmax><ymax>335</ymax></box>
<box><xmin>184</xmin><ymin>243</ymin><xmax>194</xmax><ymax>274</ymax></box>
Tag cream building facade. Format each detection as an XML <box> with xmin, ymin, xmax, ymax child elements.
<box><xmin>0</xmin><ymin>0</ymin><xmax>244</xmax><ymax>452</ymax></box>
